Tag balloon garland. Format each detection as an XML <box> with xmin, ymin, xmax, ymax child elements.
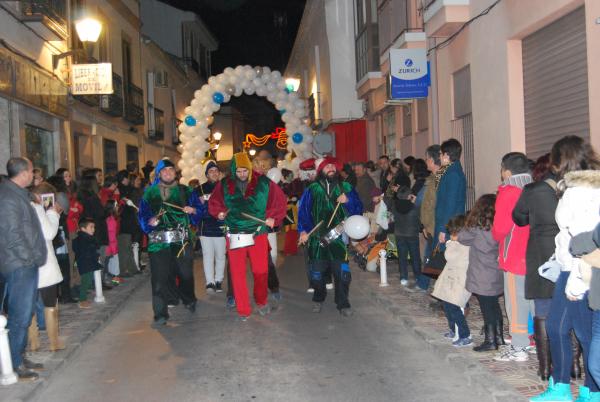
<box><xmin>177</xmin><ymin>65</ymin><xmax>313</xmax><ymax>184</ymax></box>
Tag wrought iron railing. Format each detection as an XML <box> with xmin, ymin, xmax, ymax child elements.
<box><xmin>100</xmin><ymin>73</ymin><xmax>124</xmax><ymax>117</ymax></box>
<box><xmin>124</xmin><ymin>82</ymin><xmax>144</xmax><ymax>125</ymax></box>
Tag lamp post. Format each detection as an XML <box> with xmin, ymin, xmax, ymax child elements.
<box><xmin>249</xmin><ymin>149</ymin><xmax>257</xmax><ymax>157</ymax></box>
<box><xmin>53</xmin><ymin>16</ymin><xmax>102</xmax><ymax>69</ymax></box>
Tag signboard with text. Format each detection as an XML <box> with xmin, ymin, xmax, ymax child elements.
<box><xmin>72</xmin><ymin>63</ymin><xmax>113</xmax><ymax>95</ymax></box>
<box><xmin>389</xmin><ymin>49</ymin><xmax>429</xmax><ymax>99</ymax></box>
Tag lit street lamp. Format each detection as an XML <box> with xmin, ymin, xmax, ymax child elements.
<box><xmin>285</xmin><ymin>77</ymin><xmax>300</xmax><ymax>93</ymax></box>
<box><xmin>249</xmin><ymin>149</ymin><xmax>257</xmax><ymax>156</ymax></box>
<box><xmin>53</xmin><ymin>16</ymin><xmax>103</xmax><ymax>69</ymax></box>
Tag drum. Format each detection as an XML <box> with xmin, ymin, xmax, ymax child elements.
<box><xmin>229</xmin><ymin>233</ymin><xmax>255</xmax><ymax>249</ymax></box>
<box><xmin>319</xmin><ymin>223</ymin><xmax>345</xmax><ymax>247</ymax></box>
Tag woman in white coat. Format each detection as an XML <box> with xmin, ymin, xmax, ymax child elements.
<box><xmin>29</xmin><ymin>183</ymin><xmax>65</xmax><ymax>352</ymax></box>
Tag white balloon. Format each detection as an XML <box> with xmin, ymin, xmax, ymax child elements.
<box><xmin>266</xmin><ymin>82</ymin><xmax>276</xmax><ymax>92</ymax></box>
<box><xmin>235</xmin><ymin>65</ymin><xmax>244</xmax><ymax>76</ymax></box>
<box><xmin>202</xmin><ymin>105</ymin><xmax>213</xmax><ymax>116</ymax></box>
<box><xmin>344</xmin><ymin>215</ymin><xmax>370</xmax><ymax>240</ymax></box>
<box><xmin>262</xmin><ymin>66</ymin><xmax>271</xmax><ymax>75</ymax></box>
<box><xmin>208</xmin><ymin>76</ymin><xmax>217</xmax><ymax>86</ymax></box>
<box><xmin>177</xmin><ymin>159</ymin><xmax>187</xmax><ymax>169</ymax></box>
<box><xmin>294</xmin><ymin>108</ymin><xmax>305</xmax><ymax>118</ymax></box>
<box><xmin>211</xmin><ymin>103</ymin><xmax>221</xmax><ymax>113</ymax></box>
<box><xmin>194</xmin><ymin>149</ymin><xmax>206</xmax><ymax>159</ymax></box>
<box><xmin>234</xmin><ymin>87</ymin><xmax>243</xmax><ymax>97</ymax></box>
<box><xmin>215</xmin><ymin>83</ymin><xmax>225</xmax><ymax>93</ymax></box>
<box><xmin>216</xmin><ymin>73</ymin><xmax>227</xmax><ymax>84</ymax></box>
<box><xmin>266</xmin><ymin>167</ymin><xmax>282</xmax><ymax>183</ymax></box>
<box><xmin>271</xmin><ymin>70</ymin><xmax>282</xmax><ymax>81</ymax></box>
<box><xmin>252</xmin><ymin>78</ymin><xmax>263</xmax><ymax>88</ymax></box>
<box><xmin>244</xmin><ymin>86</ymin><xmax>256</xmax><ymax>95</ymax></box>
<box><xmin>176</xmin><ymin>144</ymin><xmax>185</xmax><ymax>153</ymax></box>
<box><xmin>304</xmin><ymin>135</ymin><xmax>313</xmax><ymax>144</ymax></box>
<box><xmin>241</xmin><ymin>80</ymin><xmax>251</xmax><ymax>90</ymax></box>
<box><xmin>228</xmin><ymin>74</ymin><xmax>239</xmax><ymax>86</ymax></box>
<box><xmin>294</xmin><ymin>99</ymin><xmax>305</xmax><ymax>110</ymax></box>
<box><xmin>275</xmin><ymin>102</ymin><xmax>284</xmax><ymax>111</ymax></box>
<box><xmin>224</xmin><ymin>67</ymin><xmax>235</xmax><ymax>75</ymax></box>
<box><xmin>256</xmin><ymin>86</ymin><xmax>266</xmax><ymax>97</ymax></box>
<box><xmin>262</xmin><ymin>72</ymin><xmax>272</xmax><ymax>83</ymax></box>
<box><xmin>245</xmin><ymin>69</ymin><xmax>256</xmax><ymax>81</ymax></box>
<box><xmin>277</xmin><ymin>80</ymin><xmax>286</xmax><ymax>91</ymax></box>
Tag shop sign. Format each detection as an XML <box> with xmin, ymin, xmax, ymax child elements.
<box><xmin>72</xmin><ymin>63</ymin><xmax>113</xmax><ymax>95</ymax></box>
<box><xmin>389</xmin><ymin>49</ymin><xmax>430</xmax><ymax>99</ymax></box>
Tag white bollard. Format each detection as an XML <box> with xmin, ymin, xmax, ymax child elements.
<box><xmin>379</xmin><ymin>249</ymin><xmax>389</xmax><ymax>287</ymax></box>
<box><xmin>0</xmin><ymin>315</ymin><xmax>17</xmax><ymax>386</ymax></box>
<box><xmin>94</xmin><ymin>270</ymin><xmax>106</xmax><ymax>303</ymax></box>
<box><xmin>132</xmin><ymin>242</ymin><xmax>140</xmax><ymax>271</ymax></box>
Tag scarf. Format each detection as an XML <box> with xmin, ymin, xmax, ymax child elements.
<box><xmin>434</xmin><ymin>163</ymin><xmax>452</xmax><ymax>188</ymax></box>
<box><xmin>504</xmin><ymin>173</ymin><xmax>533</xmax><ymax>189</ymax></box>
<box><xmin>158</xmin><ymin>181</ymin><xmax>177</xmax><ymax>201</ymax></box>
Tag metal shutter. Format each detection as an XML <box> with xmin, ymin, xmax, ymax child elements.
<box><xmin>523</xmin><ymin>7</ymin><xmax>589</xmax><ymax>158</ymax></box>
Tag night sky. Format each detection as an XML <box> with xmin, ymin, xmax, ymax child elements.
<box><xmin>160</xmin><ymin>0</ymin><xmax>306</xmax><ymax>72</ymax></box>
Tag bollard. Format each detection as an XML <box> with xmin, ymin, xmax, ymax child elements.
<box><xmin>0</xmin><ymin>315</ymin><xmax>17</xmax><ymax>385</ymax></box>
<box><xmin>94</xmin><ymin>270</ymin><xmax>106</xmax><ymax>303</ymax></box>
<box><xmin>379</xmin><ymin>249</ymin><xmax>389</xmax><ymax>287</ymax></box>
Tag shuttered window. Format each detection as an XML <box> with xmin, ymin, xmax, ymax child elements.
<box><xmin>523</xmin><ymin>7</ymin><xmax>589</xmax><ymax>158</ymax></box>
<box><xmin>453</xmin><ymin>65</ymin><xmax>471</xmax><ymax>118</ymax></box>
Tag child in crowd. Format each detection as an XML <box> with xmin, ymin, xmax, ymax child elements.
<box><xmin>432</xmin><ymin>215</ymin><xmax>472</xmax><ymax>347</ymax></box>
<box><xmin>458</xmin><ymin>194</ymin><xmax>505</xmax><ymax>352</ymax></box>
<box><xmin>72</xmin><ymin>218</ymin><xmax>102</xmax><ymax>308</ymax></box>
<box><xmin>105</xmin><ymin>199</ymin><xmax>122</xmax><ymax>285</ymax></box>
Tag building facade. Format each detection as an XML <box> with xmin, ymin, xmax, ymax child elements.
<box><xmin>425</xmin><ymin>0</ymin><xmax>600</xmax><ymax>201</ymax></box>
<box><xmin>286</xmin><ymin>0</ymin><xmax>366</xmax><ymax>161</ymax></box>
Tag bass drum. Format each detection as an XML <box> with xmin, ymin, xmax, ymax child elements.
<box><xmin>229</xmin><ymin>233</ymin><xmax>255</xmax><ymax>250</ymax></box>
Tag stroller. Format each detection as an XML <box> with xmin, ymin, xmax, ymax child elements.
<box><xmin>352</xmin><ymin>230</ymin><xmax>397</xmax><ymax>272</ymax></box>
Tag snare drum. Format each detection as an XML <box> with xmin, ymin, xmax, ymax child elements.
<box><xmin>228</xmin><ymin>233</ymin><xmax>255</xmax><ymax>249</ymax></box>
<box><xmin>319</xmin><ymin>223</ymin><xmax>345</xmax><ymax>247</ymax></box>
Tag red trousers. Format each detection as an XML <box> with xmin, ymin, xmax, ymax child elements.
<box><xmin>227</xmin><ymin>233</ymin><xmax>268</xmax><ymax>316</ymax></box>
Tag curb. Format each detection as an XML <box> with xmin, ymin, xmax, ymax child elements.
<box><xmin>360</xmin><ymin>274</ymin><xmax>528</xmax><ymax>402</ymax></box>
<box><xmin>3</xmin><ymin>273</ymin><xmax>150</xmax><ymax>402</ymax></box>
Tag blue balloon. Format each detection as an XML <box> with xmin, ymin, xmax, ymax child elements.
<box><xmin>212</xmin><ymin>92</ymin><xmax>225</xmax><ymax>104</ymax></box>
<box><xmin>184</xmin><ymin>115</ymin><xmax>196</xmax><ymax>126</ymax></box>
<box><xmin>292</xmin><ymin>132</ymin><xmax>303</xmax><ymax>144</ymax></box>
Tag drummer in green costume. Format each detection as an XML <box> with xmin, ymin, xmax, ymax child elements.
<box><xmin>298</xmin><ymin>156</ymin><xmax>363</xmax><ymax>316</ymax></box>
<box><xmin>138</xmin><ymin>159</ymin><xmax>203</xmax><ymax>327</ymax></box>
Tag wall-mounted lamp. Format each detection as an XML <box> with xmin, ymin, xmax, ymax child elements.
<box><xmin>53</xmin><ymin>17</ymin><xmax>103</xmax><ymax>69</ymax></box>
<box><xmin>249</xmin><ymin>149</ymin><xmax>257</xmax><ymax>156</ymax></box>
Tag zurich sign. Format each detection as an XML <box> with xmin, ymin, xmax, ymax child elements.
<box><xmin>390</xmin><ymin>49</ymin><xmax>430</xmax><ymax>99</ymax></box>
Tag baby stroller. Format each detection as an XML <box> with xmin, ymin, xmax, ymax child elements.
<box><xmin>353</xmin><ymin>229</ymin><xmax>397</xmax><ymax>272</ymax></box>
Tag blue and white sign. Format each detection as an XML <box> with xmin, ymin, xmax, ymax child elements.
<box><xmin>389</xmin><ymin>49</ymin><xmax>430</xmax><ymax>99</ymax></box>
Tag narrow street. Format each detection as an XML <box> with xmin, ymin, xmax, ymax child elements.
<box><xmin>33</xmin><ymin>253</ymin><xmax>494</xmax><ymax>402</ymax></box>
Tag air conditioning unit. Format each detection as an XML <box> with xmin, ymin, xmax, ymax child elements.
<box><xmin>155</xmin><ymin>70</ymin><xmax>169</xmax><ymax>88</ymax></box>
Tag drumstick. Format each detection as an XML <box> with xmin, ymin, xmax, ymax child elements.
<box><xmin>298</xmin><ymin>220</ymin><xmax>323</xmax><ymax>245</ymax></box>
<box><xmin>240</xmin><ymin>212</ymin><xmax>268</xmax><ymax>225</ymax></box>
<box><xmin>327</xmin><ymin>202</ymin><xmax>342</xmax><ymax>228</ymax></box>
<box><xmin>163</xmin><ymin>201</ymin><xmax>185</xmax><ymax>211</ymax></box>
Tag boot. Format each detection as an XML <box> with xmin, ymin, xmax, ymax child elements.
<box><xmin>530</xmin><ymin>376</ymin><xmax>573</xmax><ymax>402</ymax></box>
<box><xmin>496</xmin><ymin>317</ymin><xmax>506</xmax><ymax>346</ymax></box>
<box><xmin>534</xmin><ymin>316</ymin><xmax>552</xmax><ymax>381</ymax></box>
<box><xmin>571</xmin><ymin>329</ymin><xmax>582</xmax><ymax>380</ymax></box>
<box><xmin>27</xmin><ymin>314</ymin><xmax>40</xmax><ymax>352</ymax></box>
<box><xmin>473</xmin><ymin>323</ymin><xmax>498</xmax><ymax>352</ymax></box>
<box><xmin>44</xmin><ymin>306</ymin><xmax>65</xmax><ymax>352</ymax></box>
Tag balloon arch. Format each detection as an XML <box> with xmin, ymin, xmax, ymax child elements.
<box><xmin>177</xmin><ymin>65</ymin><xmax>313</xmax><ymax>184</ymax></box>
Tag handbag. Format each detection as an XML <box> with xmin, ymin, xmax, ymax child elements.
<box><xmin>422</xmin><ymin>245</ymin><xmax>447</xmax><ymax>279</ymax></box>
<box><xmin>538</xmin><ymin>254</ymin><xmax>561</xmax><ymax>283</ymax></box>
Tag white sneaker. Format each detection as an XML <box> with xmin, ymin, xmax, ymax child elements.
<box><xmin>493</xmin><ymin>346</ymin><xmax>529</xmax><ymax>362</ymax></box>
<box><xmin>400</xmin><ymin>279</ymin><xmax>409</xmax><ymax>286</ymax></box>
<box><xmin>307</xmin><ymin>288</ymin><xmax>315</xmax><ymax>293</ymax></box>
<box><xmin>326</xmin><ymin>283</ymin><xmax>334</xmax><ymax>290</ymax></box>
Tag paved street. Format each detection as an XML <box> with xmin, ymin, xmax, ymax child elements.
<box><xmin>33</xmin><ymin>252</ymin><xmax>502</xmax><ymax>402</ymax></box>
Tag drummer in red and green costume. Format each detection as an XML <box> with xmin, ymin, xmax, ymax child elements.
<box><xmin>208</xmin><ymin>152</ymin><xmax>287</xmax><ymax>320</ymax></box>
<box><xmin>138</xmin><ymin>159</ymin><xmax>203</xmax><ymax>327</ymax></box>
<box><xmin>298</xmin><ymin>156</ymin><xmax>363</xmax><ymax>316</ymax></box>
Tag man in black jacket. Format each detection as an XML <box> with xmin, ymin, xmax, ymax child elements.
<box><xmin>0</xmin><ymin>157</ymin><xmax>47</xmax><ymax>381</ymax></box>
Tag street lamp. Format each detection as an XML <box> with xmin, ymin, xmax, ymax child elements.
<box><xmin>53</xmin><ymin>16</ymin><xmax>103</xmax><ymax>69</ymax></box>
<box><xmin>212</xmin><ymin>131</ymin><xmax>222</xmax><ymax>141</ymax></box>
<box><xmin>285</xmin><ymin>77</ymin><xmax>300</xmax><ymax>93</ymax></box>
<box><xmin>249</xmin><ymin>149</ymin><xmax>257</xmax><ymax>156</ymax></box>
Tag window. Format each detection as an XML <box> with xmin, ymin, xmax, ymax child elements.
<box><xmin>25</xmin><ymin>125</ymin><xmax>54</xmax><ymax>177</ymax></box>
<box><xmin>385</xmin><ymin>108</ymin><xmax>396</xmax><ymax>156</ymax></box>
<box><xmin>103</xmin><ymin>139</ymin><xmax>118</xmax><ymax>175</ymax></box>
<box><xmin>121</xmin><ymin>37</ymin><xmax>132</xmax><ymax>95</ymax></box>
<box><xmin>453</xmin><ymin>65</ymin><xmax>471</xmax><ymax>118</ymax></box>
<box><xmin>98</xmin><ymin>22</ymin><xmax>109</xmax><ymax>62</ymax></box>
<box><xmin>402</xmin><ymin>105</ymin><xmax>412</xmax><ymax>136</ymax></box>
<box><xmin>126</xmin><ymin>145</ymin><xmax>139</xmax><ymax>172</ymax></box>
<box><xmin>417</xmin><ymin>98</ymin><xmax>428</xmax><ymax>131</ymax></box>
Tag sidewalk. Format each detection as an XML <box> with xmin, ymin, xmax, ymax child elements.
<box><xmin>354</xmin><ymin>262</ymin><xmax>585</xmax><ymax>401</ymax></box>
<box><xmin>0</xmin><ymin>271</ymin><xmax>149</xmax><ymax>402</ymax></box>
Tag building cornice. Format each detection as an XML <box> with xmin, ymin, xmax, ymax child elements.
<box><xmin>107</xmin><ymin>0</ymin><xmax>141</xmax><ymax>30</ymax></box>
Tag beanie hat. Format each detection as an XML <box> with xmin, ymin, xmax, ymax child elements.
<box><xmin>152</xmin><ymin>158</ymin><xmax>175</xmax><ymax>185</ymax></box>
<box><xmin>205</xmin><ymin>160</ymin><xmax>219</xmax><ymax>176</ymax></box>
<box><xmin>316</xmin><ymin>156</ymin><xmax>341</xmax><ymax>174</ymax></box>
<box><xmin>299</xmin><ymin>158</ymin><xmax>316</xmax><ymax>171</ymax></box>
<box><xmin>231</xmin><ymin>152</ymin><xmax>253</xmax><ymax>181</ymax></box>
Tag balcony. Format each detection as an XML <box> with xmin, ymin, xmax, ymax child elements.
<box><xmin>124</xmin><ymin>83</ymin><xmax>144</xmax><ymax>125</ymax></box>
<box><xmin>149</xmin><ymin>108</ymin><xmax>164</xmax><ymax>140</ymax></box>
<box><xmin>423</xmin><ymin>0</ymin><xmax>470</xmax><ymax>38</ymax></box>
<box><xmin>100</xmin><ymin>73</ymin><xmax>124</xmax><ymax>117</ymax></box>
<box><xmin>20</xmin><ymin>0</ymin><xmax>68</xmax><ymax>41</ymax></box>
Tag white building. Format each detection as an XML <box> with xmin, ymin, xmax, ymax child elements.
<box><xmin>285</xmin><ymin>0</ymin><xmax>366</xmax><ymax>161</ymax></box>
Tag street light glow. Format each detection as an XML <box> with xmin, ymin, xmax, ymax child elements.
<box><xmin>212</xmin><ymin>131</ymin><xmax>222</xmax><ymax>141</ymax></box>
<box><xmin>285</xmin><ymin>77</ymin><xmax>300</xmax><ymax>93</ymax></box>
<box><xmin>249</xmin><ymin>149</ymin><xmax>256</xmax><ymax>156</ymax></box>
<box><xmin>75</xmin><ymin>18</ymin><xmax>102</xmax><ymax>43</ymax></box>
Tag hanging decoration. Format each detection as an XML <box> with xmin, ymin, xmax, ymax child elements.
<box><xmin>242</xmin><ymin>127</ymin><xmax>288</xmax><ymax>150</ymax></box>
<box><xmin>178</xmin><ymin>65</ymin><xmax>313</xmax><ymax>184</ymax></box>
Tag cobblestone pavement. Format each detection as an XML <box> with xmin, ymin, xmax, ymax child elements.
<box><xmin>0</xmin><ymin>269</ymin><xmax>150</xmax><ymax>402</ymax></box>
<box><xmin>354</xmin><ymin>258</ymin><xmax>585</xmax><ymax>400</ymax></box>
